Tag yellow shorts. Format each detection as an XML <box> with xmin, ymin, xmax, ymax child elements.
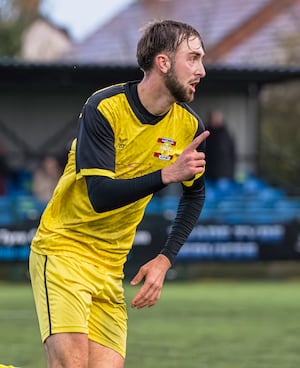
<box><xmin>29</xmin><ymin>251</ymin><xmax>127</xmax><ymax>358</ymax></box>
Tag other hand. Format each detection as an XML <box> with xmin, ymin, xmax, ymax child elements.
<box><xmin>162</xmin><ymin>130</ymin><xmax>210</xmax><ymax>184</ymax></box>
<box><xmin>130</xmin><ymin>254</ymin><xmax>171</xmax><ymax>309</ymax></box>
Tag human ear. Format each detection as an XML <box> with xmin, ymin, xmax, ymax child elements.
<box><xmin>156</xmin><ymin>54</ymin><xmax>171</xmax><ymax>73</ymax></box>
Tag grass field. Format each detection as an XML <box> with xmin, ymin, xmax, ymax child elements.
<box><xmin>0</xmin><ymin>280</ymin><xmax>300</xmax><ymax>368</ymax></box>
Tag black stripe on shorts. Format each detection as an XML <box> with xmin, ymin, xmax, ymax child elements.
<box><xmin>43</xmin><ymin>255</ymin><xmax>52</xmax><ymax>336</ymax></box>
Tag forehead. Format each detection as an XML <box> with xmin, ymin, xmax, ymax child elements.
<box><xmin>177</xmin><ymin>36</ymin><xmax>204</xmax><ymax>56</ymax></box>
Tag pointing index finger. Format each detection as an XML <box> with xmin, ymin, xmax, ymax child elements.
<box><xmin>187</xmin><ymin>130</ymin><xmax>210</xmax><ymax>151</ymax></box>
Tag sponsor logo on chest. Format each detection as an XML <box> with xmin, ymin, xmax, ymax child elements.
<box><xmin>154</xmin><ymin>137</ymin><xmax>176</xmax><ymax>161</ymax></box>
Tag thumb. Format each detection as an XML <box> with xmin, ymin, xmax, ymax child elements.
<box><xmin>186</xmin><ymin>130</ymin><xmax>210</xmax><ymax>151</ymax></box>
<box><xmin>130</xmin><ymin>268</ymin><xmax>145</xmax><ymax>286</ymax></box>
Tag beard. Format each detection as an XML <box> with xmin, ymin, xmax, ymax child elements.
<box><xmin>164</xmin><ymin>65</ymin><xmax>194</xmax><ymax>103</ymax></box>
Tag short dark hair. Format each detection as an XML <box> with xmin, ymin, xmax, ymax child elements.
<box><xmin>136</xmin><ymin>19</ymin><xmax>204</xmax><ymax>72</ymax></box>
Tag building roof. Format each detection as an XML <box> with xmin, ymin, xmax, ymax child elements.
<box><xmin>61</xmin><ymin>0</ymin><xmax>300</xmax><ymax>67</ymax></box>
<box><xmin>1</xmin><ymin>58</ymin><xmax>300</xmax><ymax>93</ymax></box>
<box><xmin>218</xmin><ymin>0</ymin><xmax>300</xmax><ymax>66</ymax></box>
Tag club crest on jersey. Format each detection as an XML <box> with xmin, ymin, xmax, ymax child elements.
<box><xmin>154</xmin><ymin>137</ymin><xmax>176</xmax><ymax>161</ymax></box>
<box><xmin>118</xmin><ymin>137</ymin><xmax>128</xmax><ymax>149</ymax></box>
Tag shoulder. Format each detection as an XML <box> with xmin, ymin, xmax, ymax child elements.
<box><xmin>175</xmin><ymin>102</ymin><xmax>205</xmax><ymax>132</ymax></box>
<box><xmin>86</xmin><ymin>83</ymin><xmax>126</xmax><ymax>108</ymax></box>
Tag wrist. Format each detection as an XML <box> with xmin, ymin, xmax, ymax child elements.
<box><xmin>157</xmin><ymin>253</ymin><xmax>172</xmax><ymax>269</ymax></box>
<box><xmin>161</xmin><ymin>167</ymin><xmax>173</xmax><ymax>185</ymax></box>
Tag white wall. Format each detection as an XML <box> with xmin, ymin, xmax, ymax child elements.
<box><xmin>191</xmin><ymin>88</ymin><xmax>259</xmax><ymax>177</ymax></box>
<box><xmin>0</xmin><ymin>87</ymin><xmax>260</xmax><ymax>177</ymax></box>
<box><xmin>0</xmin><ymin>89</ymin><xmax>87</xmax><ymax>169</ymax></box>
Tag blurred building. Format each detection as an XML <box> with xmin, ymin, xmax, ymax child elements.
<box><xmin>55</xmin><ymin>0</ymin><xmax>300</xmax><ymax>177</ymax></box>
<box><xmin>0</xmin><ymin>0</ymin><xmax>299</xmax><ymax>174</ymax></box>
<box><xmin>21</xmin><ymin>16</ymin><xmax>71</xmax><ymax>62</ymax></box>
<box><xmin>61</xmin><ymin>0</ymin><xmax>300</xmax><ymax>67</ymax></box>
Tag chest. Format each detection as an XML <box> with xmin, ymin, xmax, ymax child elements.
<box><xmin>113</xmin><ymin>115</ymin><xmax>197</xmax><ymax>178</ymax></box>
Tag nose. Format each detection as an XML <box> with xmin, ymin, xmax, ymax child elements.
<box><xmin>197</xmin><ymin>61</ymin><xmax>206</xmax><ymax>78</ymax></box>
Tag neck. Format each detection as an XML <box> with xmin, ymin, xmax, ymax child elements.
<box><xmin>137</xmin><ymin>75</ymin><xmax>174</xmax><ymax>116</ymax></box>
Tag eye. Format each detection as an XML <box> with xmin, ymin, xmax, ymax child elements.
<box><xmin>189</xmin><ymin>53</ymin><xmax>201</xmax><ymax>63</ymax></box>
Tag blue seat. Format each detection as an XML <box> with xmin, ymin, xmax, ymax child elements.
<box><xmin>0</xmin><ymin>196</ymin><xmax>14</xmax><ymax>225</ymax></box>
<box><xmin>145</xmin><ymin>198</ymin><xmax>162</xmax><ymax>214</ymax></box>
<box><xmin>0</xmin><ymin>212</ymin><xmax>13</xmax><ymax>225</ymax></box>
<box><xmin>14</xmin><ymin>195</ymin><xmax>42</xmax><ymax>221</ymax></box>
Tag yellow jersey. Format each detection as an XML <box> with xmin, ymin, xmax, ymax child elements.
<box><xmin>31</xmin><ymin>82</ymin><xmax>205</xmax><ymax>275</ymax></box>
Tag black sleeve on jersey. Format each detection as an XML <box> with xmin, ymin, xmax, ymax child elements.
<box><xmin>195</xmin><ymin>116</ymin><xmax>207</xmax><ymax>153</ymax></box>
<box><xmin>159</xmin><ymin>114</ymin><xmax>206</xmax><ymax>266</ymax></box>
<box><xmin>76</xmin><ymin>103</ymin><xmax>115</xmax><ymax>173</ymax></box>
<box><xmin>179</xmin><ymin>102</ymin><xmax>207</xmax><ymax>153</ymax></box>
<box><xmin>160</xmin><ymin>175</ymin><xmax>205</xmax><ymax>266</ymax></box>
<box><xmin>86</xmin><ymin>171</ymin><xmax>166</xmax><ymax>212</ymax></box>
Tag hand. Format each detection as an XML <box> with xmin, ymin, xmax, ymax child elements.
<box><xmin>161</xmin><ymin>130</ymin><xmax>210</xmax><ymax>184</ymax></box>
<box><xmin>130</xmin><ymin>254</ymin><xmax>171</xmax><ymax>309</ymax></box>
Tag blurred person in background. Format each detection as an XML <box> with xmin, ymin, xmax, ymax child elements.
<box><xmin>205</xmin><ymin>110</ymin><xmax>236</xmax><ymax>181</ymax></box>
<box><xmin>32</xmin><ymin>155</ymin><xmax>63</xmax><ymax>203</ymax></box>
<box><xmin>29</xmin><ymin>19</ymin><xmax>209</xmax><ymax>368</ymax></box>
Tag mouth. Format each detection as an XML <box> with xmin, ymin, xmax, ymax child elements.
<box><xmin>189</xmin><ymin>81</ymin><xmax>199</xmax><ymax>93</ymax></box>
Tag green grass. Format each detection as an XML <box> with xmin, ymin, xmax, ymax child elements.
<box><xmin>0</xmin><ymin>282</ymin><xmax>44</xmax><ymax>367</ymax></box>
<box><xmin>1</xmin><ymin>281</ymin><xmax>300</xmax><ymax>368</ymax></box>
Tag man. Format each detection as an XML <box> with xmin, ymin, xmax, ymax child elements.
<box><xmin>205</xmin><ymin>110</ymin><xmax>236</xmax><ymax>180</ymax></box>
<box><xmin>29</xmin><ymin>19</ymin><xmax>209</xmax><ymax>368</ymax></box>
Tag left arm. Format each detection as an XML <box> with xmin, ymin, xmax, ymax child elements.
<box><xmin>130</xmin><ymin>176</ymin><xmax>205</xmax><ymax>308</ymax></box>
<box><xmin>131</xmin><ymin>115</ymin><xmax>207</xmax><ymax>309</ymax></box>
<box><xmin>160</xmin><ymin>176</ymin><xmax>205</xmax><ymax>266</ymax></box>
